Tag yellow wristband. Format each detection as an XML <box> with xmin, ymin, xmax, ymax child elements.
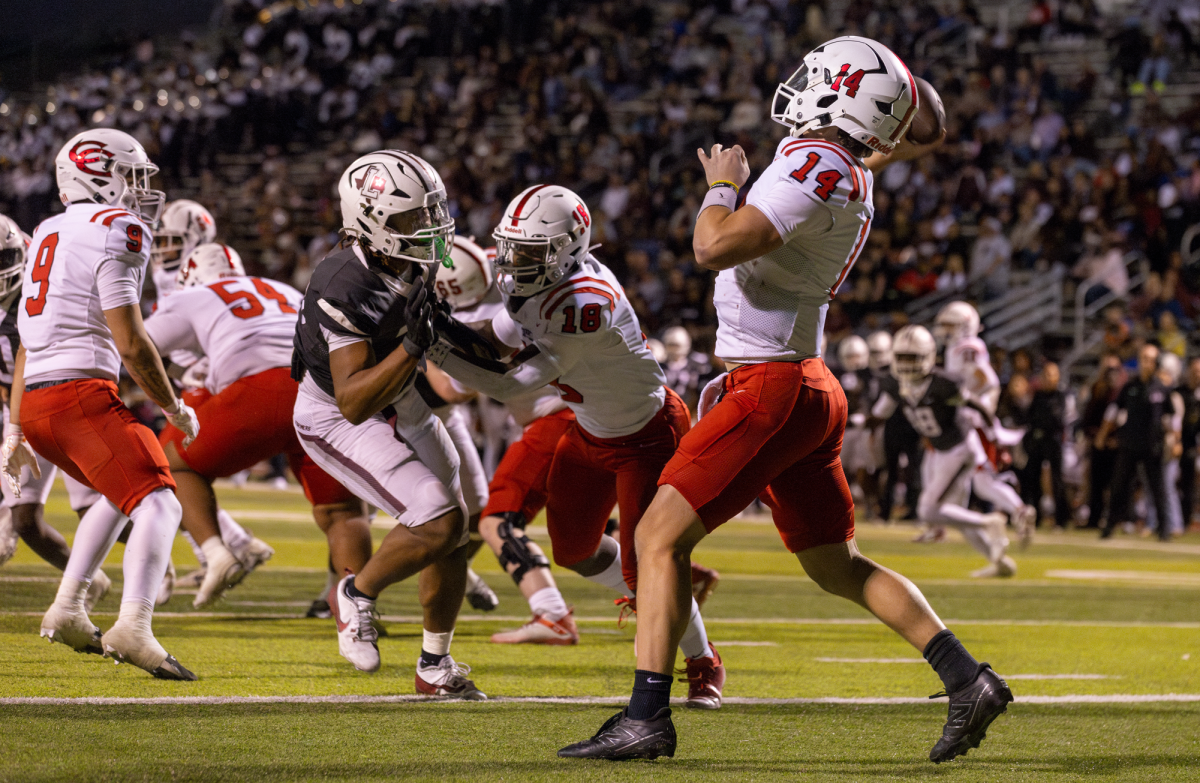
<box><xmin>709</xmin><ymin>180</ymin><xmax>739</xmax><ymax>193</ymax></box>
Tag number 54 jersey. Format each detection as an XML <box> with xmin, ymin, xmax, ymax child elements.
<box><xmin>19</xmin><ymin>203</ymin><xmax>152</xmax><ymax>385</ymax></box>
<box><xmin>716</xmin><ymin>137</ymin><xmax>873</xmax><ymax>365</ymax></box>
<box><xmin>144</xmin><ymin>275</ymin><xmax>301</xmax><ymax>394</ymax></box>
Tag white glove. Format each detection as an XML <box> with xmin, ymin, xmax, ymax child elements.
<box><xmin>180</xmin><ymin>357</ymin><xmax>210</xmax><ymax>391</ymax></box>
<box><xmin>2</xmin><ymin>424</ymin><xmax>41</xmax><ymax>499</ymax></box>
<box><xmin>698</xmin><ymin>373</ymin><xmax>729</xmax><ymax>420</ymax></box>
<box><xmin>164</xmin><ymin>400</ymin><xmax>200</xmax><ymax>448</ymax></box>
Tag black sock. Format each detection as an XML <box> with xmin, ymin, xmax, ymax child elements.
<box><xmin>345</xmin><ymin>577</ymin><xmax>376</xmax><ymax>602</ymax></box>
<box><xmin>923</xmin><ymin>629</ymin><xmax>979</xmax><ymax>693</ymax></box>
<box><xmin>627</xmin><ymin>669</ymin><xmax>672</xmax><ymax>720</ymax></box>
<box><xmin>420</xmin><ymin>650</ymin><xmax>447</xmax><ymax>668</ymax></box>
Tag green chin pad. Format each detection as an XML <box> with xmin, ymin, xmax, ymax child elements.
<box><xmin>435</xmin><ymin>235</ymin><xmax>452</xmax><ymax>267</ymax></box>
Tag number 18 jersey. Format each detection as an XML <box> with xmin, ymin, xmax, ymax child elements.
<box><xmin>144</xmin><ymin>276</ymin><xmax>302</xmax><ymax>394</ymax></box>
<box><xmin>20</xmin><ymin>203</ymin><xmax>151</xmax><ymax>385</ymax></box>
<box><xmin>715</xmin><ymin>137</ymin><xmax>873</xmax><ymax>364</ymax></box>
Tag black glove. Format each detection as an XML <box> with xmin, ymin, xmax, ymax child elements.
<box><xmin>402</xmin><ymin>263</ymin><xmax>439</xmax><ymax>356</ymax></box>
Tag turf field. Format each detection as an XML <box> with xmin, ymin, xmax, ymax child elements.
<box><xmin>1</xmin><ymin>482</ymin><xmax>1198</xmax><ymax>782</ymax></box>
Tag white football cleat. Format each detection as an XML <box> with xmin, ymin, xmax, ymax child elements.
<box><xmin>192</xmin><ymin>544</ymin><xmax>246</xmax><ymax>608</ymax></box>
<box><xmin>465</xmin><ymin>568</ymin><xmax>499</xmax><ymax>612</ymax></box>
<box><xmin>1015</xmin><ymin>505</ymin><xmax>1036</xmax><ymax>549</ymax></box>
<box><xmin>491</xmin><ymin>610</ymin><xmax>579</xmax><ymax>645</ymax></box>
<box><xmin>102</xmin><ymin>619</ymin><xmax>196</xmax><ymax>680</ymax></box>
<box><xmin>913</xmin><ymin>525</ymin><xmax>947</xmax><ymax>543</ymax></box>
<box><xmin>84</xmin><ymin>569</ymin><xmax>111</xmax><ymax>613</ymax></box>
<box><xmin>156</xmin><ymin>560</ymin><xmax>176</xmax><ymax>607</ymax></box>
<box><xmin>330</xmin><ymin>576</ymin><xmax>380</xmax><ymax>673</ymax></box>
<box><xmin>176</xmin><ymin>568</ymin><xmax>206</xmax><ymax>589</ymax></box>
<box><xmin>415</xmin><ymin>655</ymin><xmax>487</xmax><ymax>700</ymax></box>
<box><xmin>971</xmin><ymin>556</ymin><xmax>1017</xmax><ymax>578</ymax></box>
<box><xmin>40</xmin><ymin>601</ymin><xmax>104</xmax><ymax>655</ymax></box>
<box><xmin>232</xmin><ymin>536</ymin><xmax>274</xmax><ymax>573</ymax></box>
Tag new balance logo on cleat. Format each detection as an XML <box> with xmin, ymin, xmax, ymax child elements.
<box><xmin>929</xmin><ymin>663</ymin><xmax>1014</xmax><ymax>763</ymax></box>
<box><xmin>557</xmin><ymin>708</ymin><xmax>677</xmax><ymax>760</ymax></box>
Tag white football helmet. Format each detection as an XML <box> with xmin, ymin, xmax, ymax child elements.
<box><xmin>55</xmin><ymin>129</ymin><xmax>165</xmax><ymax>224</ymax></box>
<box><xmin>153</xmin><ymin>200</ymin><xmax>217</xmax><ymax>272</ymax></box>
<box><xmin>493</xmin><ymin>184</ymin><xmax>592</xmax><ymax>296</ymax></box>
<box><xmin>177</xmin><ymin>243</ymin><xmax>245</xmax><ymax>288</ymax></box>
<box><xmin>1159</xmin><ymin>352</ymin><xmax>1182</xmax><ymax>387</ymax></box>
<box><xmin>891</xmin><ymin>325</ymin><xmax>937</xmax><ymax>389</ymax></box>
<box><xmin>934</xmin><ymin>301</ymin><xmax>981</xmax><ymax>347</ymax></box>
<box><xmin>0</xmin><ymin>214</ymin><xmax>28</xmax><ymax>299</ymax></box>
<box><xmin>437</xmin><ymin>235</ymin><xmax>494</xmax><ymax>310</ymax></box>
<box><xmin>838</xmin><ymin>335</ymin><xmax>869</xmax><ymax>372</ymax></box>
<box><xmin>663</xmin><ymin>327</ymin><xmax>692</xmax><ymax>364</ymax></box>
<box><xmin>772</xmin><ymin>36</ymin><xmax>918</xmax><ymax>156</ymax></box>
<box><xmin>339</xmin><ymin>150</ymin><xmax>453</xmax><ymax>266</ymax></box>
<box><xmin>867</xmin><ymin>331</ymin><xmax>893</xmax><ymax>371</ymax></box>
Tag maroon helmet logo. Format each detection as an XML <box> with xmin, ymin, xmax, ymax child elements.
<box><xmin>354</xmin><ymin>165</ymin><xmax>389</xmax><ymax>199</ymax></box>
<box><xmin>68</xmin><ymin>140</ymin><xmax>114</xmax><ymax>178</ymax></box>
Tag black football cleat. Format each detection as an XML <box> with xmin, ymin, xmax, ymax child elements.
<box><xmin>558</xmin><ymin>708</ymin><xmax>676</xmax><ymax>760</ymax></box>
<box><xmin>929</xmin><ymin>663</ymin><xmax>1013</xmax><ymax>763</ymax></box>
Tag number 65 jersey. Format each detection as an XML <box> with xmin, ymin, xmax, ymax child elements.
<box><xmin>144</xmin><ymin>275</ymin><xmax>301</xmax><ymax>394</ymax></box>
<box><xmin>716</xmin><ymin>137</ymin><xmax>873</xmax><ymax>365</ymax></box>
<box><xmin>19</xmin><ymin>203</ymin><xmax>152</xmax><ymax>385</ymax></box>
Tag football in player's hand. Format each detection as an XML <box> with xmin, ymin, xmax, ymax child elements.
<box><xmin>906</xmin><ymin>77</ymin><xmax>945</xmax><ymax>145</ymax></box>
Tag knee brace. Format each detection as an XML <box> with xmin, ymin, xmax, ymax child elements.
<box><xmin>496</xmin><ymin>519</ymin><xmax>549</xmax><ymax>585</ymax></box>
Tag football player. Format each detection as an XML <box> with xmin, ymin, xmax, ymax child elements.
<box><xmin>144</xmin><ymin>242</ymin><xmax>369</xmax><ymax>607</ymax></box>
<box><xmin>934</xmin><ymin>302</ymin><xmax>1036</xmax><ymax>546</ymax></box>
<box><xmin>150</xmin><ymin>199</ymin><xmax>216</xmax><ymax>299</ymax></box>
<box><xmin>865</xmin><ymin>330</ymin><xmax>924</xmax><ymax>522</ymax></box>
<box><xmin>837</xmin><ymin>335</ymin><xmax>880</xmax><ymax>516</ymax></box>
<box><xmin>0</xmin><ymin>213</ymin><xmax>108</xmax><ymax>606</ymax></box>
<box><xmin>3</xmin><ymin>129</ymin><xmax>199</xmax><ymax>680</ymax></box>
<box><xmin>884</xmin><ymin>326</ymin><xmax>1017</xmax><ymax>577</ymax></box>
<box><xmin>427</xmin><ymin>184</ymin><xmax>725</xmax><ymax>706</ymax></box>
<box><xmin>561</xmin><ymin>37</ymin><xmax>1011</xmax><ymax>762</ymax></box>
<box><xmin>291</xmin><ymin>150</ymin><xmax>483</xmax><ymax>699</ymax></box>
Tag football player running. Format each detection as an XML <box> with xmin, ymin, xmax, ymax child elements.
<box><xmin>561</xmin><ymin>37</ymin><xmax>1011</xmax><ymax>762</ymax></box>
<box><xmin>428</xmin><ymin>235</ymin><xmax>577</xmax><ymax>644</ymax></box>
<box><xmin>427</xmin><ymin>185</ymin><xmax>725</xmax><ymax>705</ymax></box>
<box><xmin>291</xmin><ymin>150</ymin><xmax>483</xmax><ymax>699</ymax></box>
<box><xmin>0</xmin><ymin>213</ymin><xmax>108</xmax><ymax>606</ymax></box>
<box><xmin>935</xmin><ymin>302</ymin><xmax>1036</xmax><ymax>547</ymax></box>
<box><xmin>144</xmin><ymin>242</ymin><xmax>369</xmax><ymax>607</ymax></box>
<box><xmin>3</xmin><ymin>129</ymin><xmax>198</xmax><ymax>680</ymax></box>
<box><xmin>883</xmin><ymin>326</ymin><xmax>1017</xmax><ymax>577</ymax></box>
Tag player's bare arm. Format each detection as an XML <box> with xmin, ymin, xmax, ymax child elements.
<box><xmin>104</xmin><ymin>304</ymin><xmax>179</xmax><ymax>411</ymax></box>
<box><xmin>424</xmin><ymin>363</ymin><xmax>477</xmax><ymax>405</ymax></box>
<box><xmin>693</xmin><ymin>144</ymin><xmax>782</xmax><ymax>270</ymax></box>
<box><xmin>328</xmin><ymin>340</ymin><xmax>419</xmax><ymax>425</ymax></box>
<box><xmin>862</xmin><ymin>130</ymin><xmax>945</xmax><ymax>172</ymax></box>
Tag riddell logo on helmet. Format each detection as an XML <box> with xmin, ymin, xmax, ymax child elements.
<box><xmin>864</xmin><ymin>136</ymin><xmax>893</xmax><ymax>153</ymax></box>
<box><xmin>68</xmin><ymin>140</ymin><xmax>114</xmax><ymax>177</ymax></box>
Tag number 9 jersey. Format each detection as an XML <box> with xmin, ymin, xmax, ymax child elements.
<box><xmin>715</xmin><ymin>137</ymin><xmax>873</xmax><ymax>365</ymax></box>
<box><xmin>19</xmin><ymin>203</ymin><xmax>151</xmax><ymax>385</ymax></box>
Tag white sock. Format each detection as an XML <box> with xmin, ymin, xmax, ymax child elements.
<box><xmin>53</xmin><ymin>575</ymin><xmax>89</xmax><ymax>610</ymax></box>
<box><xmin>422</xmin><ymin>629</ymin><xmax>453</xmax><ymax>656</ymax></box>
<box><xmin>182</xmin><ymin>531</ymin><xmax>206</xmax><ymax>568</ymax></box>
<box><xmin>528</xmin><ymin>586</ymin><xmax>569</xmax><ymax>621</ymax></box>
<box><xmin>217</xmin><ymin>508</ymin><xmax>252</xmax><ymax>554</ymax></box>
<box><xmin>121</xmin><ymin>489</ymin><xmax>181</xmax><ymax>607</ymax></box>
<box><xmin>62</xmin><ymin>500</ymin><xmax>126</xmax><ymax>584</ymax></box>
<box><xmin>678</xmin><ymin>596</ymin><xmax>712</xmax><ymax>660</ymax></box>
<box><xmin>583</xmin><ymin>541</ymin><xmax>631</xmax><ymax>597</ymax></box>
<box><xmin>117</xmin><ymin>597</ymin><xmax>155</xmax><ymax>624</ymax></box>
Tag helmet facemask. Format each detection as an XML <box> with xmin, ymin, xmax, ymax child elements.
<box><xmin>114</xmin><ymin>159</ymin><xmax>165</xmax><ymax>224</ymax></box>
<box><xmin>380</xmin><ymin>200</ymin><xmax>454</xmax><ymax>266</ymax></box>
<box><xmin>0</xmin><ymin>246</ymin><xmax>24</xmax><ymax>299</ymax></box>
<box><xmin>151</xmin><ymin>233</ymin><xmax>185</xmax><ymax>271</ymax></box>
<box><xmin>493</xmin><ymin>232</ymin><xmax>577</xmax><ymax>297</ymax></box>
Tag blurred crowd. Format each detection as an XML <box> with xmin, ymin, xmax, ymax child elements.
<box><xmin>3</xmin><ymin>1</ymin><xmax>1200</xmax><ymax>530</ymax></box>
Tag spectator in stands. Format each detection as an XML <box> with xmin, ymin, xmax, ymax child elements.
<box><xmin>970</xmin><ymin>217</ymin><xmax>1012</xmax><ymax>300</ymax></box>
<box><xmin>1133</xmin><ymin>33</ymin><xmax>1171</xmax><ymax>95</ymax></box>
<box><xmin>1157</xmin><ymin>311</ymin><xmax>1187</xmax><ymax>359</ymax></box>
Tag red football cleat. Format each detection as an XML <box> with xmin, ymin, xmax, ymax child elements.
<box><xmin>680</xmin><ymin>642</ymin><xmax>725</xmax><ymax>710</ymax></box>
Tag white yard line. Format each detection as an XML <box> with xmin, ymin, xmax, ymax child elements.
<box><xmin>0</xmin><ymin>693</ymin><xmax>1195</xmax><ymax>707</ymax></box>
<box><xmin>1045</xmin><ymin>569</ymin><xmax>1200</xmax><ymax>586</ymax></box>
<box><xmin>815</xmin><ymin>658</ymin><xmax>925</xmax><ymax>663</ymax></box>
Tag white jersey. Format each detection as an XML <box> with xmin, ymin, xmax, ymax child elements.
<box><xmin>144</xmin><ymin>275</ymin><xmax>301</xmax><ymax>393</ymax></box>
<box><xmin>432</xmin><ymin>255</ymin><xmax>665</xmax><ymax>439</ymax></box>
<box><xmin>20</xmin><ymin>203</ymin><xmax>151</xmax><ymax>384</ymax></box>
<box><xmin>944</xmin><ymin>336</ymin><xmax>1000</xmax><ymax>415</ymax></box>
<box><xmin>454</xmin><ymin>287</ymin><xmax>565</xmax><ymax>428</ymax></box>
<box><xmin>715</xmin><ymin>137</ymin><xmax>873</xmax><ymax>364</ymax></box>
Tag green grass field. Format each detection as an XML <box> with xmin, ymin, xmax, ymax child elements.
<box><xmin>2</xmin><ymin>481</ymin><xmax>1198</xmax><ymax>782</ymax></box>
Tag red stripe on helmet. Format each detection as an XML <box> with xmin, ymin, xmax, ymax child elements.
<box><xmin>510</xmin><ymin>185</ymin><xmax>549</xmax><ymax>227</ymax></box>
<box><xmin>890</xmin><ymin>61</ymin><xmax>920</xmax><ymax>142</ymax></box>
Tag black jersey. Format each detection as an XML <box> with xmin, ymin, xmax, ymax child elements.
<box><xmin>900</xmin><ymin>372</ymin><xmax>967</xmax><ymax>451</ymax></box>
<box><xmin>292</xmin><ymin>247</ymin><xmax>414</xmax><ymax>399</ymax></box>
<box><xmin>1181</xmin><ymin>384</ymin><xmax>1200</xmax><ymax>454</ymax></box>
<box><xmin>0</xmin><ymin>294</ymin><xmax>20</xmax><ymax>388</ymax></box>
<box><xmin>839</xmin><ymin>367</ymin><xmax>873</xmax><ymax>416</ymax></box>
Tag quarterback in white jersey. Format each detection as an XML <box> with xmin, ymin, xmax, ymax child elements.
<box><xmin>4</xmin><ymin>128</ymin><xmax>199</xmax><ymax>681</ymax></box>
<box><xmin>563</xmin><ymin>37</ymin><xmax>1012</xmax><ymax>763</ymax></box>
<box><xmin>145</xmin><ymin>244</ymin><xmax>363</xmax><ymax>608</ymax></box>
<box><xmin>430</xmin><ymin>185</ymin><xmax>724</xmax><ymax>705</ymax></box>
